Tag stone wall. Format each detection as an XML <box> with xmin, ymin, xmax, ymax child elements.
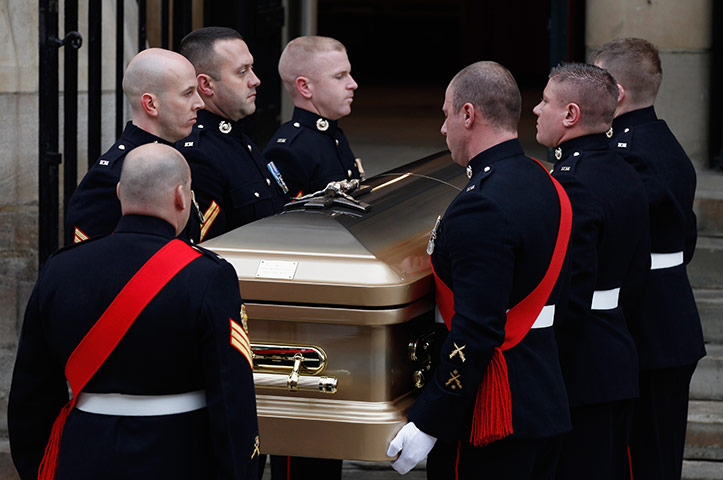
<box><xmin>586</xmin><ymin>0</ymin><xmax>713</xmax><ymax>171</ymax></box>
<box><xmin>0</xmin><ymin>0</ymin><xmax>136</xmax><ymax>445</ymax></box>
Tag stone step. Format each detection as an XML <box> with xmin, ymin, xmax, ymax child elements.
<box><xmin>689</xmin><ymin>236</ymin><xmax>723</xmax><ymax>290</ymax></box>
<box><xmin>686</xmin><ymin>400</ymin><xmax>723</xmax><ymax>461</ymax></box>
<box><xmin>691</xmin><ymin>344</ymin><xmax>723</xmax><ymax>401</ymax></box>
<box><xmin>694</xmin><ymin>171</ymin><xmax>723</xmax><ymax>237</ymax></box>
<box><xmin>696</xmin><ymin>289</ymin><xmax>723</xmax><ymax>344</ymax></box>
<box><xmin>682</xmin><ymin>460</ymin><xmax>723</xmax><ymax>480</ymax></box>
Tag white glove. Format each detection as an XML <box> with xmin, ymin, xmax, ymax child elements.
<box><xmin>386</xmin><ymin>421</ymin><xmax>437</xmax><ymax>475</ymax></box>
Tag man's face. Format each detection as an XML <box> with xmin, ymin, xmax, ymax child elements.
<box><xmin>212</xmin><ymin>39</ymin><xmax>261</xmax><ymax>121</ymax></box>
<box><xmin>157</xmin><ymin>60</ymin><xmax>204</xmax><ymax>142</ymax></box>
<box><xmin>532</xmin><ymin>79</ymin><xmax>567</xmax><ymax>148</ymax></box>
<box><xmin>441</xmin><ymin>86</ymin><xmax>468</xmax><ymax>166</ymax></box>
<box><xmin>308</xmin><ymin>50</ymin><xmax>357</xmax><ymax>120</ymax></box>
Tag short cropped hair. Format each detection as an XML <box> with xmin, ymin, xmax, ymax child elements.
<box><xmin>590</xmin><ymin>38</ymin><xmax>662</xmax><ymax>104</ymax></box>
<box><xmin>549</xmin><ymin>62</ymin><xmax>619</xmax><ymax>129</ymax></box>
<box><xmin>449</xmin><ymin>61</ymin><xmax>521</xmax><ymax>133</ymax></box>
<box><xmin>278</xmin><ymin>36</ymin><xmax>347</xmax><ymax>86</ymax></box>
<box><xmin>179</xmin><ymin>27</ymin><xmax>244</xmax><ymax>80</ymax></box>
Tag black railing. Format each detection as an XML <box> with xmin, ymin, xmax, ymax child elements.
<box><xmin>39</xmin><ymin>0</ymin><xmax>283</xmax><ymax>268</ymax></box>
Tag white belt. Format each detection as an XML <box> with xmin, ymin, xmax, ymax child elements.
<box><xmin>591</xmin><ymin>288</ymin><xmax>620</xmax><ymax>310</ymax></box>
<box><xmin>650</xmin><ymin>251</ymin><xmax>684</xmax><ymax>270</ymax></box>
<box><xmin>76</xmin><ymin>390</ymin><xmax>206</xmax><ymax>416</ymax></box>
<box><xmin>531</xmin><ymin>305</ymin><xmax>555</xmax><ymax>329</ymax></box>
<box><xmin>435</xmin><ymin>305</ymin><xmax>555</xmax><ymax>329</ymax></box>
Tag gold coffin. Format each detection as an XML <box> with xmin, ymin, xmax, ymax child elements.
<box><xmin>203</xmin><ymin>151</ymin><xmax>466</xmax><ymax>461</ymax></box>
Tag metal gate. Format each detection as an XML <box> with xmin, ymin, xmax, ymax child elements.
<box><xmin>38</xmin><ymin>0</ymin><xmax>283</xmax><ymax>267</ymax></box>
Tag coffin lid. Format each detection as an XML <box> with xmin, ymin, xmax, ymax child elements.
<box><xmin>203</xmin><ymin>151</ymin><xmax>467</xmax><ymax>308</ymax></box>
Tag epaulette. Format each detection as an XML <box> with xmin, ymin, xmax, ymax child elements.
<box><xmin>177</xmin><ymin>123</ymin><xmax>206</xmax><ymax>150</ymax></box>
<box><xmin>464</xmin><ymin>164</ymin><xmax>495</xmax><ymax>193</ymax></box>
<box><xmin>51</xmin><ymin>233</ymin><xmax>106</xmax><ymax>257</ymax></box>
<box><xmin>556</xmin><ymin>150</ymin><xmax>587</xmax><ymax>175</ymax></box>
<box><xmin>94</xmin><ymin>141</ymin><xmax>130</xmax><ymax>168</ymax></box>
<box><xmin>190</xmin><ymin>243</ymin><xmax>225</xmax><ymax>264</ymax></box>
<box><xmin>269</xmin><ymin>122</ymin><xmax>304</xmax><ymax>148</ymax></box>
<box><xmin>612</xmin><ymin>125</ymin><xmax>635</xmax><ymax>152</ymax></box>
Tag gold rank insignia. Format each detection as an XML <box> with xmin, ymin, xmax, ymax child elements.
<box><xmin>449</xmin><ymin>343</ymin><xmax>467</xmax><ymax>362</ymax></box>
<box><xmin>606</xmin><ymin>127</ymin><xmax>614</xmax><ymax>138</ymax></box>
<box><xmin>446</xmin><ymin>369</ymin><xmax>462</xmax><ymax>390</ymax></box>
<box><xmin>554</xmin><ymin>147</ymin><xmax>562</xmax><ymax>160</ymax></box>
<box><xmin>230</xmin><ymin>317</ymin><xmax>253</xmax><ymax>369</ymax></box>
<box><xmin>316</xmin><ymin>118</ymin><xmax>329</xmax><ymax>131</ymax></box>
<box><xmin>219</xmin><ymin>120</ymin><xmax>232</xmax><ymax>134</ymax></box>
<box><xmin>251</xmin><ymin>435</ymin><xmax>260</xmax><ymax>459</ymax></box>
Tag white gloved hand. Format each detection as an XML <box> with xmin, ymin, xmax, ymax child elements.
<box><xmin>386</xmin><ymin>421</ymin><xmax>437</xmax><ymax>475</ymax></box>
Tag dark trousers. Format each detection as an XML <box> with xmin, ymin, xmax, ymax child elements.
<box><xmin>556</xmin><ymin>400</ymin><xmax>634</xmax><ymax>480</ymax></box>
<box><xmin>269</xmin><ymin>455</ymin><xmax>342</xmax><ymax>480</ymax></box>
<box><xmin>629</xmin><ymin>363</ymin><xmax>697</xmax><ymax>480</ymax></box>
<box><xmin>427</xmin><ymin>435</ymin><xmax>564</xmax><ymax>480</ymax></box>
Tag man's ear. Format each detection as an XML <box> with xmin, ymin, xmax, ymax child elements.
<box><xmin>616</xmin><ymin>83</ymin><xmax>626</xmax><ymax>107</ymax></box>
<box><xmin>116</xmin><ymin>182</ymin><xmax>122</xmax><ymax>201</ymax></box>
<box><xmin>141</xmin><ymin>93</ymin><xmax>159</xmax><ymax>117</ymax></box>
<box><xmin>175</xmin><ymin>185</ymin><xmax>188</xmax><ymax>211</ymax></box>
<box><xmin>462</xmin><ymin>103</ymin><xmax>475</xmax><ymax>128</ymax></box>
<box><xmin>197</xmin><ymin>74</ymin><xmax>214</xmax><ymax>97</ymax></box>
<box><xmin>296</xmin><ymin>76</ymin><xmax>312</xmax><ymax>99</ymax></box>
<box><xmin>562</xmin><ymin>102</ymin><xmax>581</xmax><ymax>127</ymax></box>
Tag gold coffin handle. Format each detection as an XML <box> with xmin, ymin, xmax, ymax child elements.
<box><xmin>253</xmin><ymin>372</ymin><xmax>338</xmax><ymax>394</ymax></box>
<box><xmin>252</xmin><ymin>345</ymin><xmax>337</xmax><ymax>394</ymax></box>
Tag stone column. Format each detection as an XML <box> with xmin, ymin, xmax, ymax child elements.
<box><xmin>586</xmin><ymin>0</ymin><xmax>713</xmax><ymax>171</ymax></box>
<box><xmin>0</xmin><ymin>0</ymin><xmax>138</xmax><ymax>461</ymax></box>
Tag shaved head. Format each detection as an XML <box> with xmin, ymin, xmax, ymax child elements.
<box><xmin>118</xmin><ymin>143</ymin><xmax>191</xmax><ymax>232</ymax></box>
<box><xmin>278</xmin><ymin>36</ymin><xmax>346</xmax><ymax>89</ymax></box>
<box><xmin>122</xmin><ymin>48</ymin><xmax>195</xmax><ymax>107</ymax></box>
<box><xmin>548</xmin><ymin>63</ymin><xmax>619</xmax><ymax>130</ymax></box>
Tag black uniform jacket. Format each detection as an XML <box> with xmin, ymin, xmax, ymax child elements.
<box><xmin>65</xmin><ymin>122</ymin><xmax>172</xmax><ymax>242</ymax></box>
<box><xmin>552</xmin><ymin>133</ymin><xmax>650</xmax><ymax>407</ymax></box>
<box><xmin>408</xmin><ymin>139</ymin><xmax>571</xmax><ymax>442</ymax></box>
<box><xmin>177</xmin><ymin>110</ymin><xmax>286</xmax><ymax>242</ymax></box>
<box><xmin>8</xmin><ymin>215</ymin><xmax>259</xmax><ymax>480</ymax></box>
<box><xmin>610</xmin><ymin>107</ymin><xmax>706</xmax><ymax>370</ymax></box>
<box><xmin>263</xmin><ymin>107</ymin><xmax>360</xmax><ymax>198</ymax></box>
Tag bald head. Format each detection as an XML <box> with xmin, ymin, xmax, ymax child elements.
<box><xmin>122</xmin><ymin>48</ymin><xmax>204</xmax><ymax>142</ymax></box>
<box><xmin>123</xmin><ymin>49</ymin><xmax>192</xmax><ymax>106</ymax></box>
<box><xmin>118</xmin><ymin>143</ymin><xmax>192</xmax><ymax>234</ymax></box>
<box><xmin>278</xmin><ymin>36</ymin><xmax>346</xmax><ymax>90</ymax></box>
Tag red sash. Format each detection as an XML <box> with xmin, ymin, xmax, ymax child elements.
<box><xmin>38</xmin><ymin>239</ymin><xmax>202</xmax><ymax>479</ymax></box>
<box><xmin>431</xmin><ymin>159</ymin><xmax>572</xmax><ymax>446</ymax></box>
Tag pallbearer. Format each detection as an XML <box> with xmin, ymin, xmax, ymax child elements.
<box><xmin>388</xmin><ymin>61</ymin><xmax>573</xmax><ymax>479</ymax></box>
<box><xmin>592</xmin><ymin>38</ymin><xmax>706</xmax><ymax>480</ymax></box>
<box><xmin>534</xmin><ymin>63</ymin><xmax>649</xmax><ymax>479</ymax></box>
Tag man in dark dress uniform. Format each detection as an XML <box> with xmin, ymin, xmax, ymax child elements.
<box><xmin>387</xmin><ymin>62</ymin><xmax>572</xmax><ymax>479</ymax></box>
<box><xmin>592</xmin><ymin>38</ymin><xmax>706</xmax><ymax>480</ymax></box>
<box><xmin>534</xmin><ymin>63</ymin><xmax>650</xmax><ymax>479</ymax></box>
<box><xmin>65</xmin><ymin>48</ymin><xmax>204</xmax><ymax>243</ymax></box>
<box><xmin>8</xmin><ymin>144</ymin><xmax>259</xmax><ymax>479</ymax></box>
<box><xmin>177</xmin><ymin>27</ymin><xmax>286</xmax><ymax>243</ymax></box>
<box><xmin>263</xmin><ymin>36</ymin><xmax>361</xmax><ymax>199</ymax></box>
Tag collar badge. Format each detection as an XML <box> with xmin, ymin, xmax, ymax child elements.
<box><xmin>606</xmin><ymin>127</ymin><xmax>614</xmax><ymax>138</ymax></box>
<box><xmin>554</xmin><ymin>147</ymin><xmax>562</xmax><ymax>160</ymax></box>
<box><xmin>316</xmin><ymin>118</ymin><xmax>329</xmax><ymax>131</ymax></box>
<box><xmin>219</xmin><ymin>121</ymin><xmax>232</xmax><ymax>134</ymax></box>
<box><xmin>466</xmin><ymin>165</ymin><xmax>473</xmax><ymax>178</ymax></box>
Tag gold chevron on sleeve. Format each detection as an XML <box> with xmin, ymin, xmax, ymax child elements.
<box><xmin>200</xmin><ymin>201</ymin><xmax>220</xmax><ymax>242</ymax></box>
